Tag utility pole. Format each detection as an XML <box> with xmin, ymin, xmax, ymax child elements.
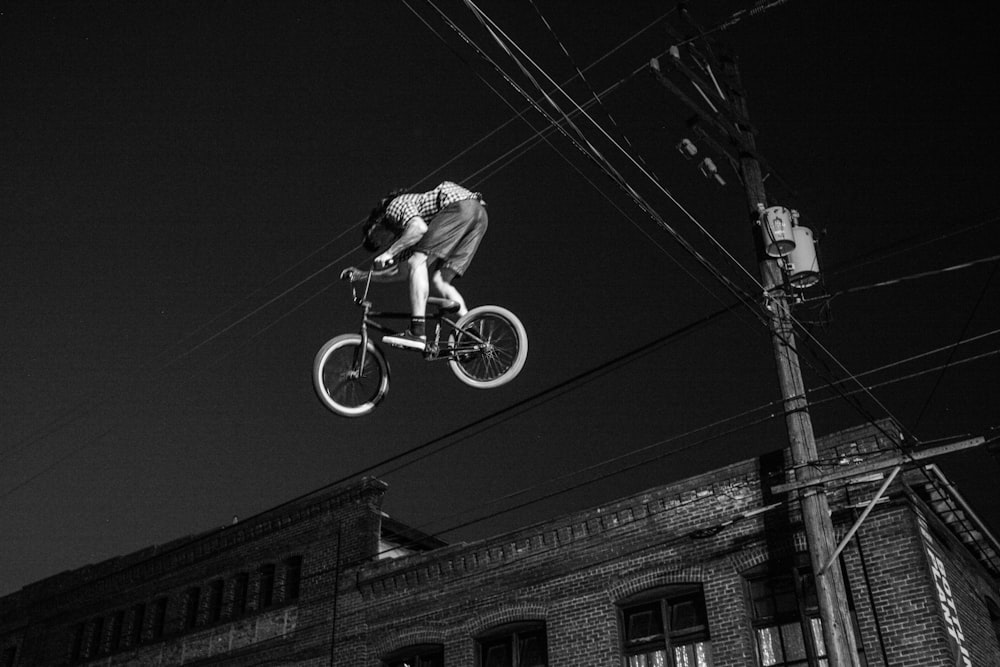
<box><xmin>652</xmin><ymin>28</ymin><xmax>860</xmax><ymax>666</ymax></box>
<box><xmin>725</xmin><ymin>58</ymin><xmax>859</xmax><ymax>667</ymax></box>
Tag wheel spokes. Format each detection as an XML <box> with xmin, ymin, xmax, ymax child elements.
<box><xmin>456</xmin><ymin>316</ymin><xmax>519</xmax><ymax>380</ymax></box>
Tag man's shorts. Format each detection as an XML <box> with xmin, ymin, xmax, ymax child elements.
<box><xmin>413</xmin><ymin>198</ymin><xmax>488</xmax><ymax>279</ymax></box>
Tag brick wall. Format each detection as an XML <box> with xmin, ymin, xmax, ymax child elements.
<box><xmin>346</xmin><ymin>460</ymin><xmax>775</xmax><ymax>666</ymax></box>
<box><xmin>0</xmin><ymin>478</ymin><xmax>387</xmax><ymax>666</ymax></box>
<box><xmin>337</xmin><ymin>420</ymin><xmax>1000</xmax><ymax>667</ymax></box>
<box><xmin>4</xmin><ymin>423</ymin><xmax>999</xmax><ymax>667</ymax></box>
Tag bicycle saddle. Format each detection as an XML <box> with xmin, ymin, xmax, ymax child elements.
<box><xmin>427</xmin><ymin>296</ymin><xmax>460</xmax><ymax>314</ymax></box>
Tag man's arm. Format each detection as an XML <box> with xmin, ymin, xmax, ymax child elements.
<box><xmin>374</xmin><ymin>216</ymin><xmax>428</xmax><ymax>268</ymax></box>
<box><xmin>341</xmin><ymin>262</ymin><xmax>409</xmax><ymax>283</ymax></box>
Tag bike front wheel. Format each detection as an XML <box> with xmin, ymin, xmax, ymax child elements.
<box><xmin>448</xmin><ymin>305</ymin><xmax>527</xmax><ymax>389</ymax></box>
<box><xmin>313</xmin><ymin>334</ymin><xmax>389</xmax><ymax>417</ymax></box>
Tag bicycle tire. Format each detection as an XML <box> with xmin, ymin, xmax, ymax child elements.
<box><xmin>313</xmin><ymin>334</ymin><xmax>389</xmax><ymax>417</ymax></box>
<box><xmin>448</xmin><ymin>305</ymin><xmax>527</xmax><ymax>389</ymax></box>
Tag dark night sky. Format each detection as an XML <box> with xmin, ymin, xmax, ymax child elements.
<box><xmin>2</xmin><ymin>1</ymin><xmax>999</xmax><ymax>597</ymax></box>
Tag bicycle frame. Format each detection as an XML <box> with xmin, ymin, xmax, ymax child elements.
<box><xmin>315</xmin><ymin>268</ymin><xmax>527</xmax><ymax>416</ymax></box>
<box><xmin>347</xmin><ymin>268</ymin><xmax>487</xmax><ymax>369</ymax></box>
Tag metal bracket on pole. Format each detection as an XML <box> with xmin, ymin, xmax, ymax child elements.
<box><xmin>821</xmin><ymin>465</ymin><xmax>901</xmax><ymax>573</ymax></box>
<box><xmin>770</xmin><ymin>436</ymin><xmax>985</xmax><ymax>495</ymax></box>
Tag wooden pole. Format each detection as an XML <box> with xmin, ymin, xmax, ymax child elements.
<box><xmin>726</xmin><ymin>56</ymin><xmax>861</xmax><ymax>667</ymax></box>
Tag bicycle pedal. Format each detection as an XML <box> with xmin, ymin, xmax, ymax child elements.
<box><xmin>385</xmin><ymin>341</ymin><xmax>426</xmax><ymax>351</ymax></box>
<box><xmin>382</xmin><ymin>333</ymin><xmax>427</xmax><ymax>351</ymax></box>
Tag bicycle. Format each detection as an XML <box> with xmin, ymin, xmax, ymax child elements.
<box><xmin>313</xmin><ymin>266</ymin><xmax>528</xmax><ymax>417</ymax></box>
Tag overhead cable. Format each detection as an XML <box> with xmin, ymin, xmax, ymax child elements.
<box><xmin>460</xmin><ymin>0</ymin><xmax>765</xmax><ymax>294</ymax></box>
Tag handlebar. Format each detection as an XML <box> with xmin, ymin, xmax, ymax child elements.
<box><xmin>341</xmin><ymin>261</ymin><xmax>388</xmax><ymax>306</ymax></box>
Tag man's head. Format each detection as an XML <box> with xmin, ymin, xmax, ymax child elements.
<box><xmin>362</xmin><ymin>189</ymin><xmax>407</xmax><ymax>253</ymax></box>
<box><xmin>363</xmin><ymin>209</ymin><xmax>394</xmax><ymax>253</ymax></box>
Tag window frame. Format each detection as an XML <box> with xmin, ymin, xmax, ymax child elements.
<box><xmin>383</xmin><ymin>643</ymin><xmax>445</xmax><ymax>667</ymax></box>
<box><xmin>284</xmin><ymin>555</ymin><xmax>303</xmax><ymax>602</ymax></box>
<box><xmin>258</xmin><ymin>563</ymin><xmax>276</xmax><ymax>610</ymax></box>
<box><xmin>108</xmin><ymin>609</ymin><xmax>125</xmax><ymax>652</ymax></box>
<box><xmin>745</xmin><ymin>559</ymin><xmax>866</xmax><ymax>667</ymax></box>
<box><xmin>207</xmin><ymin>578</ymin><xmax>225</xmax><ymax>624</ymax></box>
<box><xmin>618</xmin><ymin>583</ymin><xmax>713</xmax><ymax>667</ymax></box>
<box><xmin>476</xmin><ymin>620</ymin><xmax>548</xmax><ymax>667</ymax></box>
<box><xmin>231</xmin><ymin>572</ymin><xmax>249</xmax><ymax>618</ymax></box>
<box><xmin>183</xmin><ymin>586</ymin><xmax>201</xmax><ymax>630</ymax></box>
<box><xmin>150</xmin><ymin>597</ymin><xmax>168</xmax><ymax>640</ymax></box>
<box><xmin>128</xmin><ymin>602</ymin><xmax>146</xmax><ymax>647</ymax></box>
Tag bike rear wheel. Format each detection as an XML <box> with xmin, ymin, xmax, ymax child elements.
<box><xmin>448</xmin><ymin>305</ymin><xmax>527</xmax><ymax>389</ymax></box>
<box><xmin>313</xmin><ymin>334</ymin><xmax>389</xmax><ymax>417</ymax></box>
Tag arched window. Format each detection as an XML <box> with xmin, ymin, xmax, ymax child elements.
<box><xmin>231</xmin><ymin>572</ymin><xmax>249</xmax><ymax>618</ymax></box>
<box><xmin>258</xmin><ymin>564</ymin><xmax>276</xmax><ymax>609</ymax></box>
<box><xmin>150</xmin><ymin>597</ymin><xmax>168</xmax><ymax>639</ymax></box>
<box><xmin>477</xmin><ymin>621</ymin><xmax>547</xmax><ymax>667</ymax></box>
<box><xmin>84</xmin><ymin>616</ymin><xmax>104</xmax><ymax>659</ymax></box>
<box><xmin>183</xmin><ymin>586</ymin><xmax>201</xmax><ymax>630</ymax></box>
<box><xmin>383</xmin><ymin>643</ymin><xmax>444</xmax><ymax>667</ymax></box>
<box><xmin>745</xmin><ymin>559</ymin><xmax>866</xmax><ymax>667</ymax></box>
<box><xmin>618</xmin><ymin>583</ymin><xmax>713</xmax><ymax>667</ymax></box>
<box><xmin>67</xmin><ymin>623</ymin><xmax>84</xmax><ymax>662</ymax></box>
<box><xmin>108</xmin><ymin>609</ymin><xmax>125</xmax><ymax>652</ymax></box>
<box><xmin>128</xmin><ymin>603</ymin><xmax>146</xmax><ymax>646</ymax></box>
<box><xmin>207</xmin><ymin>579</ymin><xmax>225</xmax><ymax>623</ymax></box>
<box><xmin>283</xmin><ymin>555</ymin><xmax>303</xmax><ymax>602</ymax></box>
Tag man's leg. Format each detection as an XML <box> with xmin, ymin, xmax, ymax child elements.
<box><xmin>431</xmin><ymin>269</ymin><xmax>467</xmax><ymax>317</ymax></box>
<box><xmin>407</xmin><ymin>252</ymin><xmax>430</xmax><ymax>339</ymax></box>
<box><xmin>382</xmin><ymin>253</ymin><xmax>430</xmax><ymax>350</ymax></box>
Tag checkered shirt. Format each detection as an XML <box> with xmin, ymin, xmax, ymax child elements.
<box><xmin>384</xmin><ymin>181</ymin><xmax>482</xmax><ymax>232</ymax></box>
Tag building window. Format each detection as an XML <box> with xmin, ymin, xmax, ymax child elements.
<box><xmin>184</xmin><ymin>586</ymin><xmax>201</xmax><ymax>630</ymax></box>
<box><xmin>128</xmin><ymin>603</ymin><xmax>146</xmax><ymax>647</ymax></box>
<box><xmin>284</xmin><ymin>555</ymin><xmax>303</xmax><ymax>602</ymax></box>
<box><xmin>620</xmin><ymin>584</ymin><xmax>713</xmax><ymax>667</ymax></box>
<box><xmin>207</xmin><ymin>579</ymin><xmax>225</xmax><ymax>624</ymax></box>
<box><xmin>68</xmin><ymin>623</ymin><xmax>84</xmax><ymax>662</ymax></box>
<box><xmin>746</xmin><ymin>561</ymin><xmax>865</xmax><ymax>667</ymax></box>
<box><xmin>150</xmin><ymin>597</ymin><xmax>168</xmax><ymax>639</ymax></box>
<box><xmin>259</xmin><ymin>563</ymin><xmax>275</xmax><ymax>609</ymax></box>
<box><xmin>477</xmin><ymin>622</ymin><xmax>547</xmax><ymax>667</ymax></box>
<box><xmin>384</xmin><ymin>643</ymin><xmax>444</xmax><ymax>667</ymax></box>
<box><xmin>232</xmin><ymin>573</ymin><xmax>249</xmax><ymax>618</ymax></box>
<box><xmin>108</xmin><ymin>609</ymin><xmax>125</xmax><ymax>652</ymax></box>
<box><xmin>85</xmin><ymin>616</ymin><xmax>104</xmax><ymax>658</ymax></box>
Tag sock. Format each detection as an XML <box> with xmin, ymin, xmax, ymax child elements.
<box><xmin>411</xmin><ymin>317</ymin><xmax>426</xmax><ymax>338</ymax></box>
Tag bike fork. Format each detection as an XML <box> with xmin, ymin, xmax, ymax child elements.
<box><xmin>353</xmin><ymin>319</ymin><xmax>370</xmax><ymax>377</ymax></box>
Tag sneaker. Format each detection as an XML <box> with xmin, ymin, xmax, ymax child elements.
<box><xmin>382</xmin><ymin>330</ymin><xmax>427</xmax><ymax>351</ymax></box>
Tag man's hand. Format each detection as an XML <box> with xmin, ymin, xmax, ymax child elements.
<box><xmin>340</xmin><ymin>267</ymin><xmax>361</xmax><ymax>282</ymax></box>
<box><xmin>374</xmin><ymin>252</ymin><xmax>395</xmax><ymax>269</ymax></box>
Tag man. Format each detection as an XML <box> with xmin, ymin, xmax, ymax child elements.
<box><xmin>346</xmin><ymin>181</ymin><xmax>488</xmax><ymax>350</ymax></box>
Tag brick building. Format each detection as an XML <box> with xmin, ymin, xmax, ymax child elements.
<box><xmin>2</xmin><ymin>419</ymin><xmax>999</xmax><ymax>666</ymax></box>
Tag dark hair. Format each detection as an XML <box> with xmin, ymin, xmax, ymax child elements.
<box><xmin>362</xmin><ymin>188</ymin><xmax>409</xmax><ymax>253</ymax></box>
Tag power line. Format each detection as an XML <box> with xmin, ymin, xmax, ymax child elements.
<box><xmin>809</xmin><ymin>347</ymin><xmax>1000</xmax><ymax>411</ymax></box>
<box><xmin>1</xmin><ymin>0</ymin><xmax>732</xmax><ymax>493</ymax></box>
<box><xmin>805</xmin><ymin>253</ymin><xmax>1000</xmax><ymax>303</ymax></box>
<box><xmin>912</xmin><ymin>259</ymin><xmax>999</xmax><ymax>430</ymax></box>
<box><xmin>450</xmin><ymin>0</ymin><xmax>919</xmax><ymax>464</ymax></box>
<box><xmin>459</xmin><ymin>0</ymin><xmax>766</xmax><ymax>295</ymax></box>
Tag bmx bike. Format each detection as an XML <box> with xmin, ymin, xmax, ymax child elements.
<box><xmin>313</xmin><ymin>267</ymin><xmax>528</xmax><ymax>417</ymax></box>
